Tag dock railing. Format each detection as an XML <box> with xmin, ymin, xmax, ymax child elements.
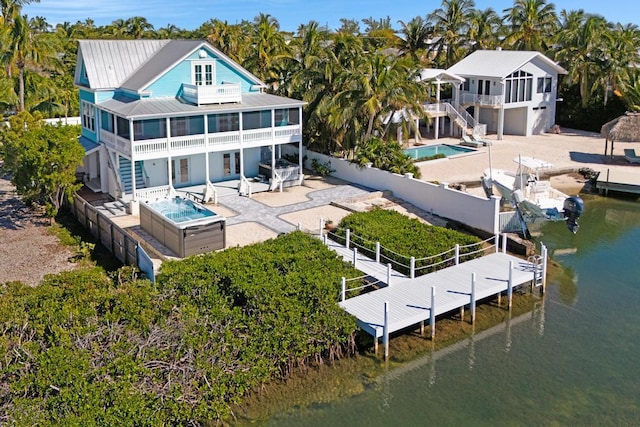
<box><xmin>320</xmin><ymin>221</ymin><xmax>513</xmax><ymax>300</ymax></box>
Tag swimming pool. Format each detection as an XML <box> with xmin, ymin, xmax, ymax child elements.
<box><xmin>140</xmin><ymin>197</ymin><xmax>226</xmax><ymax>257</ymax></box>
<box><xmin>403</xmin><ymin>144</ymin><xmax>476</xmax><ymax>160</ymax></box>
<box><xmin>152</xmin><ymin>197</ymin><xmax>216</xmax><ymax>223</ymax></box>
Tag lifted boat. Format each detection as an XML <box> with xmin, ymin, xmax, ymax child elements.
<box><xmin>482</xmin><ymin>156</ymin><xmax>584</xmax><ymax>234</ymax></box>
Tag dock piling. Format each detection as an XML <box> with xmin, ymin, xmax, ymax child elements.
<box><xmin>508</xmin><ymin>261</ymin><xmax>514</xmax><ymax>309</ymax></box>
<box><xmin>455</xmin><ymin>244</ymin><xmax>460</xmax><ymax>264</ymax></box>
<box><xmin>375</xmin><ymin>242</ymin><xmax>380</xmax><ymax>263</ymax></box>
<box><xmin>352</xmin><ymin>247</ymin><xmax>358</xmax><ymax>267</ymax></box>
<box><xmin>501</xmin><ymin>233</ymin><xmax>508</xmax><ymax>253</ymax></box>
<box><xmin>470</xmin><ymin>272</ymin><xmax>476</xmax><ymax>325</ymax></box>
<box><xmin>341</xmin><ymin>277</ymin><xmax>346</xmax><ymax>302</ymax></box>
<box><xmin>410</xmin><ymin>257</ymin><xmax>415</xmax><ymax>279</ymax></box>
<box><xmin>387</xmin><ymin>263</ymin><xmax>392</xmax><ymax>286</ymax></box>
<box><xmin>430</xmin><ymin>286</ymin><xmax>436</xmax><ymax>340</ymax></box>
<box><xmin>345</xmin><ymin>229</ymin><xmax>350</xmax><ymax>249</ymax></box>
<box><xmin>319</xmin><ymin>218</ymin><xmax>323</xmax><ymax>237</ymax></box>
<box><xmin>383</xmin><ymin>302</ymin><xmax>389</xmax><ymax>360</ymax></box>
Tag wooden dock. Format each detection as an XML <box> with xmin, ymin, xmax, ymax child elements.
<box><xmin>596</xmin><ymin>168</ymin><xmax>640</xmax><ymax>195</ymax></box>
<box><xmin>339</xmin><ymin>252</ymin><xmax>538</xmax><ymax>338</ymax></box>
<box><xmin>322</xmin><ymin>232</ymin><xmax>546</xmax><ymax>358</ymax></box>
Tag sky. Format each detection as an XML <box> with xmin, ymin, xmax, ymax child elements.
<box><xmin>23</xmin><ymin>0</ymin><xmax>640</xmax><ymax>33</ymax></box>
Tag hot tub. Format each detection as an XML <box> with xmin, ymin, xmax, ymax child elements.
<box><xmin>139</xmin><ymin>197</ymin><xmax>226</xmax><ymax>257</ymax></box>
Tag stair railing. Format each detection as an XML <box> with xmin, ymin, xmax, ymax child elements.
<box><xmin>106</xmin><ymin>152</ymin><xmax>124</xmax><ymax>198</ymax></box>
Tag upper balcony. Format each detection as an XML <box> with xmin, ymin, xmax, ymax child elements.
<box><xmin>182</xmin><ymin>83</ymin><xmax>242</xmax><ymax>105</ymax></box>
<box><xmin>460</xmin><ymin>93</ymin><xmax>504</xmax><ymax>107</ymax></box>
<box><xmin>100</xmin><ymin>124</ymin><xmax>303</xmax><ymax>160</ymax></box>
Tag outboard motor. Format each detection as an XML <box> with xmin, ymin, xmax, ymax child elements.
<box><xmin>563</xmin><ymin>196</ymin><xmax>585</xmax><ymax>234</ymax></box>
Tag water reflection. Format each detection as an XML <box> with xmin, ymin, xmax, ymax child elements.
<box><xmin>375</xmin><ymin>305</ymin><xmax>545</xmax><ymax>393</ymax></box>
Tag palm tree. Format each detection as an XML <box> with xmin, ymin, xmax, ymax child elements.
<box><xmin>502</xmin><ymin>0</ymin><xmax>558</xmax><ymax>51</ymax></box>
<box><xmin>336</xmin><ymin>53</ymin><xmax>427</xmax><ymax>146</ymax></box>
<box><xmin>397</xmin><ymin>16</ymin><xmax>433</xmax><ymax>63</ymax></box>
<box><xmin>616</xmin><ymin>69</ymin><xmax>640</xmax><ymax>112</ymax></box>
<box><xmin>468</xmin><ymin>8</ymin><xmax>502</xmax><ymax>51</ymax></box>
<box><xmin>2</xmin><ymin>13</ymin><xmax>59</xmax><ymax>112</ymax></box>
<box><xmin>244</xmin><ymin>13</ymin><xmax>290</xmax><ymax>86</ymax></box>
<box><xmin>428</xmin><ymin>0</ymin><xmax>475</xmax><ymax>68</ymax></box>
<box><xmin>125</xmin><ymin>16</ymin><xmax>154</xmax><ymax>39</ymax></box>
<box><xmin>361</xmin><ymin>16</ymin><xmax>397</xmax><ymax>51</ymax></box>
<box><xmin>598</xmin><ymin>23</ymin><xmax>640</xmax><ymax>105</ymax></box>
<box><xmin>554</xmin><ymin>10</ymin><xmax>611</xmax><ymax>107</ymax></box>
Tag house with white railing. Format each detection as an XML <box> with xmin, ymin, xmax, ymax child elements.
<box><xmin>75</xmin><ymin>39</ymin><xmax>305</xmax><ymax>211</ymax></box>
<box><xmin>445</xmin><ymin>49</ymin><xmax>567</xmax><ymax>140</ymax></box>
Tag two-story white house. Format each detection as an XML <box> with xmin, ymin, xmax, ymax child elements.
<box><xmin>75</xmin><ymin>39</ymin><xmax>305</xmax><ymax>212</ymax></box>
<box><xmin>444</xmin><ymin>49</ymin><xmax>567</xmax><ymax>140</ymax></box>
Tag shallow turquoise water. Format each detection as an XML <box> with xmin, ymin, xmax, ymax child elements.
<box><xmin>403</xmin><ymin>144</ymin><xmax>475</xmax><ymax>159</ymax></box>
<box><xmin>269</xmin><ymin>194</ymin><xmax>640</xmax><ymax>426</ymax></box>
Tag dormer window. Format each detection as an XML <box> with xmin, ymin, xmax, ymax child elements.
<box><xmin>193</xmin><ymin>61</ymin><xmax>215</xmax><ymax>86</ymax></box>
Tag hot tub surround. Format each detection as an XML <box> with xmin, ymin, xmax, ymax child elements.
<box><xmin>140</xmin><ymin>197</ymin><xmax>226</xmax><ymax>257</ymax></box>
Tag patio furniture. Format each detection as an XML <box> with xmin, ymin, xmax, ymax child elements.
<box><xmin>460</xmin><ymin>134</ymin><xmax>483</xmax><ymax>148</ymax></box>
<box><xmin>624</xmin><ymin>149</ymin><xmax>640</xmax><ymax>164</ymax></box>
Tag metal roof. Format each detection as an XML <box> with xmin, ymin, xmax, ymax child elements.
<box><xmin>76</xmin><ymin>40</ymin><xmax>169</xmax><ymax>89</ymax></box>
<box><xmin>98</xmin><ymin>92</ymin><xmax>306</xmax><ymax>119</ymax></box>
<box><xmin>119</xmin><ymin>40</ymin><xmax>203</xmax><ymax>91</ymax></box>
<box><xmin>76</xmin><ymin>39</ymin><xmax>266</xmax><ymax>93</ymax></box>
<box><xmin>446</xmin><ymin>50</ymin><xmax>567</xmax><ymax>79</ymax></box>
<box><xmin>79</xmin><ymin>136</ymin><xmax>101</xmax><ymax>154</ymax></box>
<box><xmin>418</xmin><ymin>68</ymin><xmax>465</xmax><ymax>83</ymax></box>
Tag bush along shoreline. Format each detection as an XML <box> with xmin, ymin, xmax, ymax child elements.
<box><xmin>0</xmin><ymin>232</ymin><xmax>362</xmax><ymax>424</ymax></box>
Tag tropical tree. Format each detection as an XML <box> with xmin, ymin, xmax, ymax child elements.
<box><xmin>554</xmin><ymin>10</ymin><xmax>611</xmax><ymax>107</ymax></box>
<box><xmin>397</xmin><ymin>16</ymin><xmax>433</xmax><ymax>63</ymax></box>
<box><xmin>352</xmin><ymin>137</ymin><xmax>421</xmax><ymax>177</ymax></box>
<box><xmin>428</xmin><ymin>0</ymin><xmax>475</xmax><ymax>67</ymax></box>
<box><xmin>125</xmin><ymin>16</ymin><xmax>154</xmax><ymax>38</ymax></box>
<box><xmin>597</xmin><ymin>23</ymin><xmax>640</xmax><ymax>105</ymax></box>
<box><xmin>2</xmin><ymin>13</ymin><xmax>60</xmax><ymax>112</ymax></box>
<box><xmin>361</xmin><ymin>16</ymin><xmax>397</xmax><ymax>51</ymax></box>
<box><xmin>502</xmin><ymin>0</ymin><xmax>559</xmax><ymax>51</ymax></box>
<box><xmin>244</xmin><ymin>13</ymin><xmax>290</xmax><ymax>86</ymax></box>
<box><xmin>616</xmin><ymin>69</ymin><xmax>640</xmax><ymax>112</ymax></box>
<box><xmin>1</xmin><ymin>112</ymin><xmax>84</xmax><ymax>219</ymax></box>
<box><xmin>468</xmin><ymin>8</ymin><xmax>502</xmax><ymax>51</ymax></box>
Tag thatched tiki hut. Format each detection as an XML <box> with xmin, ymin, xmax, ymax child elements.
<box><xmin>601</xmin><ymin>112</ymin><xmax>640</xmax><ymax>159</ymax></box>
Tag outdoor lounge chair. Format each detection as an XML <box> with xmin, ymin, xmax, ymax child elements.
<box><xmin>460</xmin><ymin>134</ymin><xmax>483</xmax><ymax>148</ymax></box>
<box><xmin>624</xmin><ymin>149</ymin><xmax>640</xmax><ymax>164</ymax></box>
<box><xmin>471</xmin><ymin>134</ymin><xmax>491</xmax><ymax>146</ymax></box>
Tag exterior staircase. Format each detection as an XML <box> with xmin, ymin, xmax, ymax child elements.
<box><xmin>426</xmin><ymin>102</ymin><xmax>486</xmax><ymax>137</ymax></box>
<box><xmin>118</xmin><ymin>157</ymin><xmax>147</xmax><ymax>194</ymax></box>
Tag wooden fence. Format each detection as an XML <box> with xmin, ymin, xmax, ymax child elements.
<box><xmin>69</xmin><ymin>196</ymin><xmax>156</xmax><ymax>282</ymax></box>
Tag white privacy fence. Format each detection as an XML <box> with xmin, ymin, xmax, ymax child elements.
<box><xmin>304</xmin><ymin>151</ymin><xmax>501</xmax><ymax>234</ymax></box>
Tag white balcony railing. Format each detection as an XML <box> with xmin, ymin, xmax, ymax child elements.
<box><xmin>105</xmin><ymin>124</ymin><xmax>302</xmax><ymax>159</ymax></box>
<box><xmin>460</xmin><ymin>93</ymin><xmax>504</xmax><ymax>107</ymax></box>
<box><xmin>182</xmin><ymin>83</ymin><xmax>242</xmax><ymax>105</ymax></box>
<box><xmin>100</xmin><ymin>130</ymin><xmax>132</xmax><ymax>156</ymax></box>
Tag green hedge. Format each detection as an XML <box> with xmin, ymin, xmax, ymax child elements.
<box><xmin>0</xmin><ymin>232</ymin><xmax>360</xmax><ymax>425</ymax></box>
<box><xmin>333</xmin><ymin>209</ymin><xmax>482</xmax><ymax>275</ymax></box>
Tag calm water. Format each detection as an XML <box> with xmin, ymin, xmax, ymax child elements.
<box><xmin>404</xmin><ymin>144</ymin><xmax>476</xmax><ymax>159</ymax></box>
<box><xmin>269</xmin><ymin>194</ymin><xmax>640</xmax><ymax>426</ymax></box>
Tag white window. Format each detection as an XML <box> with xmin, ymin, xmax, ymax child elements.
<box><xmin>81</xmin><ymin>101</ymin><xmax>95</xmax><ymax>131</ymax></box>
<box><xmin>193</xmin><ymin>61</ymin><xmax>215</xmax><ymax>86</ymax></box>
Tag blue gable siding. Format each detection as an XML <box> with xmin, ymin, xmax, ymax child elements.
<box><xmin>96</xmin><ymin>91</ymin><xmax>116</xmax><ymax>103</ymax></box>
<box><xmin>146</xmin><ymin>60</ymin><xmax>191</xmax><ymax>98</ymax></box>
<box><xmin>145</xmin><ymin>47</ymin><xmax>260</xmax><ymax>97</ymax></box>
<box><xmin>79</xmin><ymin>62</ymin><xmax>90</xmax><ymax>86</ymax></box>
<box><xmin>79</xmin><ymin>90</ymin><xmax>97</xmax><ymax>142</ymax></box>
<box><xmin>79</xmin><ymin>89</ymin><xmax>96</xmax><ymax>104</ymax></box>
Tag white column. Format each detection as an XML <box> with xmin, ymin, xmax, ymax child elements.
<box><xmin>204</xmin><ymin>114</ymin><xmax>210</xmax><ymax>183</ymax></box>
<box><xmin>166</xmin><ymin>117</ymin><xmax>173</xmax><ymax>189</ymax></box>
<box><xmin>129</xmin><ymin>119</ymin><xmax>136</xmax><ymax>199</ymax></box>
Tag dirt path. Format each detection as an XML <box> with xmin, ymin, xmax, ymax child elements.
<box><xmin>0</xmin><ymin>168</ymin><xmax>77</xmax><ymax>286</ymax></box>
